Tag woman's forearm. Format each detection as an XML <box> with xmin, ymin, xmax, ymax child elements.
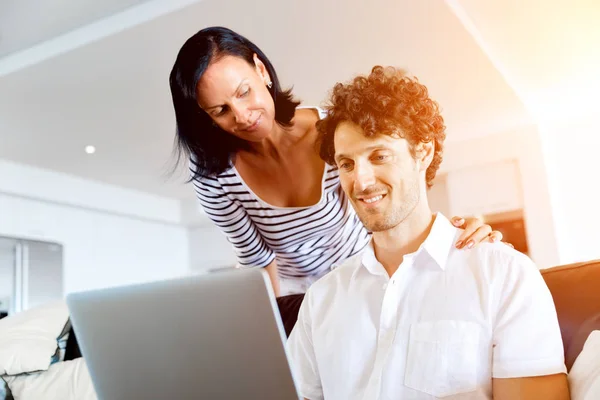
<box><xmin>264</xmin><ymin>259</ymin><xmax>281</xmax><ymax>297</ymax></box>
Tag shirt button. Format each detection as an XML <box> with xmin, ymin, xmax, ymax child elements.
<box><xmin>391</xmin><ymin>279</ymin><xmax>396</xmax><ymax>285</ymax></box>
<box><xmin>382</xmin><ymin>283</ymin><xmax>388</xmax><ymax>290</ymax></box>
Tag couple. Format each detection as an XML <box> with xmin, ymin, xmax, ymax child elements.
<box><xmin>170</xmin><ymin>27</ymin><xmax>569</xmax><ymax>399</ymax></box>
<box><xmin>170</xmin><ymin>27</ymin><xmax>505</xmax><ymax>298</ymax></box>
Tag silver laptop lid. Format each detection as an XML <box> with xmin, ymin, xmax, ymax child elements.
<box><xmin>67</xmin><ymin>269</ymin><xmax>301</xmax><ymax>400</ymax></box>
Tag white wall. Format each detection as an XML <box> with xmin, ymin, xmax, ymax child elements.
<box><xmin>0</xmin><ymin>159</ymin><xmax>182</xmax><ymax>224</ymax></box>
<box><xmin>440</xmin><ymin>124</ymin><xmax>560</xmax><ymax>269</ymax></box>
<box><xmin>188</xmin><ymin>224</ymin><xmax>237</xmax><ymax>272</ymax></box>
<box><xmin>428</xmin><ymin>175</ymin><xmax>451</xmax><ymax>217</ymax></box>
<box><xmin>539</xmin><ymin>112</ymin><xmax>600</xmax><ymax>265</ymax></box>
<box><xmin>0</xmin><ymin>161</ymin><xmax>190</xmax><ymax>294</ymax></box>
<box><xmin>181</xmin><ymin>197</ymin><xmax>236</xmax><ymax>272</ymax></box>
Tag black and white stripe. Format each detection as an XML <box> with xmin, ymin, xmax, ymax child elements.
<box><xmin>193</xmin><ymin>165</ymin><xmax>371</xmax><ymax>279</ymax></box>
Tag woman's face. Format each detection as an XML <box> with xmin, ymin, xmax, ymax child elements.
<box><xmin>196</xmin><ymin>54</ymin><xmax>276</xmax><ymax>142</ymax></box>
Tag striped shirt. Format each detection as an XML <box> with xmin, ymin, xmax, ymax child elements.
<box><xmin>192</xmin><ymin>108</ymin><xmax>371</xmax><ymax>290</ymax></box>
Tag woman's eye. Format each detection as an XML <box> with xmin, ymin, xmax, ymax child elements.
<box><xmin>240</xmin><ymin>88</ymin><xmax>250</xmax><ymax>97</ymax></box>
<box><xmin>373</xmin><ymin>155</ymin><xmax>389</xmax><ymax>162</ymax></box>
<box><xmin>214</xmin><ymin>107</ymin><xmax>227</xmax><ymax>117</ymax></box>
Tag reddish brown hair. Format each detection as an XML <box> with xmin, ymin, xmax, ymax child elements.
<box><xmin>317</xmin><ymin>66</ymin><xmax>446</xmax><ymax>188</ymax></box>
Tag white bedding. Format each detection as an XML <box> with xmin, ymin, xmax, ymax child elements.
<box><xmin>569</xmin><ymin>330</ymin><xmax>600</xmax><ymax>400</ymax></box>
<box><xmin>4</xmin><ymin>358</ymin><xmax>96</xmax><ymax>400</ymax></box>
<box><xmin>0</xmin><ymin>301</ymin><xmax>97</xmax><ymax>400</ymax></box>
<box><xmin>0</xmin><ymin>301</ymin><xmax>69</xmax><ymax>376</ymax></box>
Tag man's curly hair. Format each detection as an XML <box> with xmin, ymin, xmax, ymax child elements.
<box><xmin>316</xmin><ymin>66</ymin><xmax>446</xmax><ymax>188</ymax></box>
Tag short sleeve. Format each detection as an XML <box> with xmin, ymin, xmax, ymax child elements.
<box><xmin>286</xmin><ymin>291</ymin><xmax>324</xmax><ymax>400</ymax></box>
<box><xmin>491</xmin><ymin>250</ymin><xmax>567</xmax><ymax>378</ymax></box>
<box><xmin>192</xmin><ymin>172</ymin><xmax>275</xmax><ymax>268</ymax></box>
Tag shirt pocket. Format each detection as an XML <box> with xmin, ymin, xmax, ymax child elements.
<box><xmin>404</xmin><ymin>320</ymin><xmax>480</xmax><ymax>398</ymax></box>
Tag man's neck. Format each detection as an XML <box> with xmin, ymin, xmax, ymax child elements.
<box><xmin>372</xmin><ymin>204</ymin><xmax>435</xmax><ymax>277</ymax></box>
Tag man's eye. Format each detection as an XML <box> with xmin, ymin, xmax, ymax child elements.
<box><xmin>373</xmin><ymin>155</ymin><xmax>389</xmax><ymax>162</ymax></box>
<box><xmin>340</xmin><ymin>163</ymin><xmax>353</xmax><ymax>171</ymax></box>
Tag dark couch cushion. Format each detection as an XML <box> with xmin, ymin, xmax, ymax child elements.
<box><xmin>541</xmin><ymin>260</ymin><xmax>600</xmax><ymax>370</ymax></box>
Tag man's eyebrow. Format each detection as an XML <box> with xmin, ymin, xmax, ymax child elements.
<box><xmin>334</xmin><ymin>153</ymin><xmax>349</xmax><ymax>162</ymax></box>
<box><xmin>335</xmin><ymin>145</ymin><xmax>390</xmax><ymax>161</ymax></box>
<box><xmin>364</xmin><ymin>145</ymin><xmax>390</xmax><ymax>152</ymax></box>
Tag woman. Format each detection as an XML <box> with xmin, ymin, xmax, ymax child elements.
<box><xmin>169</xmin><ymin>26</ymin><xmax>502</xmax><ymax>296</ymax></box>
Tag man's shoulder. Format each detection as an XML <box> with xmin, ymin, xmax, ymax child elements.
<box><xmin>307</xmin><ymin>252</ymin><xmax>364</xmax><ymax>296</ymax></box>
<box><xmin>469</xmin><ymin>241</ymin><xmax>536</xmax><ymax>269</ymax></box>
<box><xmin>455</xmin><ymin>241</ymin><xmax>540</xmax><ymax>285</ymax></box>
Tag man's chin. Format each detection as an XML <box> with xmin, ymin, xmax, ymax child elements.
<box><xmin>367</xmin><ymin>224</ymin><xmax>393</xmax><ymax>233</ymax></box>
<box><xmin>359</xmin><ymin>217</ymin><xmax>392</xmax><ymax>233</ymax></box>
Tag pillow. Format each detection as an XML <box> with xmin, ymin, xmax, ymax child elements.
<box><xmin>0</xmin><ymin>301</ymin><xmax>69</xmax><ymax>376</ymax></box>
<box><xmin>569</xmin><ymin>330</ymin><xmax>600</xmax><ymax>400</ymax></box>
<box><xmin>3</xmin><ymin>358</ymin><xmax>96</xmax><ymax>400</ymax></box>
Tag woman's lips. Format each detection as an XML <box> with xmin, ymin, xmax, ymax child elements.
<box><xmin>242</xmin><ymin>116</ymin><xmax>261</xmax><ymax>132</ymax></box>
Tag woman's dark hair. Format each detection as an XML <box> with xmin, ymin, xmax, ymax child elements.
<box><xmin>169</xmin><ymin>26</ymin><xmax>300</xmax><ymax>179</ymax></box>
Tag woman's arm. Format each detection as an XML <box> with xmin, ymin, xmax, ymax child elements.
<box><xmin>264</xmin><ymin>259</ymin><xmax>281</xmax><ymax>297</ymax></box>
<box><xmin>193</xmin><ymin>173</ymin><xmax>276</xmax><ymax>269</ymax></box>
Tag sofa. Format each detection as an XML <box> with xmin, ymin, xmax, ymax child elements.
<box><xmin>277</xmin><ymin>259</ymin><xmax>600</xmax><ymax>372</ymax></box>
<box><xmin>541</xmin><ymin>259</ymin><xmax>600</xmax><ymax>371</ymax></box>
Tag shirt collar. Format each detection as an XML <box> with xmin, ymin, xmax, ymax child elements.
<box><xmin>421</xmin><ymin>212</ymin><xmax>458</xmax><ymax>270</ymax></box>
<box><xmin>356</xmin><ymin>212</ymin><xmax>458</xmax><ymax>278</ymax></box>
<box><xmin>360</xmin><ymin>240</ymin><xmax>385</xmax><ymax>277</ymax></box>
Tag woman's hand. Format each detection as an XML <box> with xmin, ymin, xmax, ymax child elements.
<box><xmin>450</xmin><ymin>216</ymin><xmax>513</xmax><ymax>249</ymax></box>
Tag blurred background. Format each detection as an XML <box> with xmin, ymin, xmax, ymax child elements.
<box><xmin>1</xmin><ymin>0</ymin><xmax>599</xmax><ymax>316</ymax></box>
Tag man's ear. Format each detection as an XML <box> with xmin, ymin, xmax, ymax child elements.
<box><xmin>253</xmin><ymin>53</ymin><xmax>271</xmax><ymax>85</ymax></box>
<box><xmin>417</xmin><ymin>141</ymin><xmax>435</xmax><ymax>172</ymax></box>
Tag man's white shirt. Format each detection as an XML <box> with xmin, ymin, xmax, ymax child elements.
<box><xmin>286</xmin><ymin>213</ymin><xmax>566</xmax><ymax>399</ymax></box>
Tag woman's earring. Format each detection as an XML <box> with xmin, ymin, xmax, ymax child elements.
<box><xmin>267</xmin><ymin>81</ymin><xmax>273</xmax><ymax>89</ymax></box>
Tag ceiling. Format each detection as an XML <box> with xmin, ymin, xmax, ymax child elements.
<box><xmin>449</xmin><ymin>0</ymin><xmax>600</xmax><ymax>122</ymax></box>
<box><xmin>0</xmin><ymin>0</ymin><xmax>149</xmax><ymax>58</ymax></box>
<box><xmin>0</xmin><ymin>0</ymin><xmax>536</xmax><ymax>200</ymax></box>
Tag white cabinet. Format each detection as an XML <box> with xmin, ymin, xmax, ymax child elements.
<box><xmin>446</xmin><ymin>160</ymin><xmax>523</xmax><ymax>217</ymax></box>
<box><xmin>0</xmin><ymin>237</ymin><xmax>63</xmax><ymax>317</ymax></box>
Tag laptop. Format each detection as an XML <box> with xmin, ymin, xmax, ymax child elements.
<box><xmin>66</xmin><ymin>269</ymin><xmax>301</xmax><ymax>400</ymax></box>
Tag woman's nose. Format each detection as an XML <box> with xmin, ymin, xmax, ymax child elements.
<box><xmin>232</xmin><ymin>104</ymin><xmax>249</xmax><ymax>124</ymax></box>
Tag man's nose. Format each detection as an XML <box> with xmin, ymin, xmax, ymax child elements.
<box><xmin>353</xmin><ymin>162</ymin><xmax>376</xmax><ymax>193</ymax></box>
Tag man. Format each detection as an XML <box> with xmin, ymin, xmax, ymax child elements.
<box><xmin>286</xmin><ymin>66</ymin><xmax>569</xmax><ymax>399</ymax></box>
